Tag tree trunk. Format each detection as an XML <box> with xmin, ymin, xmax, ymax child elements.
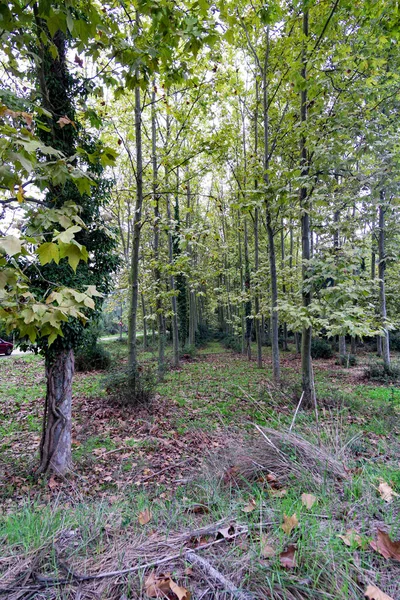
<box><xmin>151</xmin><ymin>83</ymin><xmax>166</xmax><ymax>378</ymax></box>
<box><xmin>127</xmin><ymin>63</ymin><xmax>143</xmax><ymax>371</ymax></box>
<box><xmin>39</xmin><ymin>349</ymin><xmax>74</xmax><ymax>475</ymax></box>
<box><xmin>141</xmin><ymin>293</ymin><xmax>147</xmax><ymax>350</ymax></box>
<box><xmin>280</xmin><ymin>222</ymin><xmax>288</xmax><ymax>351</ymax></box>
<box><xmin>254</xmin><ymin>81</ymin><xmax>263</xmax><ymax>368</ymax></box>
<box><xmin>263</xmin><ymin>28</ymin><xmax>280</xmax><ymax>381</ymax></box>
<box><xmin>299</xmin><ymin>5</ymin><xmax>315</xmax><ymax>408</ymax></box>
<box><xmin>339</xmin><ymin>335</ymin><xmax>346</xmax><ymax>356</ymax></box>
<box><xmin>378</xmin><ymin>199</ymin><xmax>390</xmax><ymax>369</ymax></box>
<box><xmin>244</xmin><ymin>217</ymin><xmax>252</xmax><ymax>360</ymax></box>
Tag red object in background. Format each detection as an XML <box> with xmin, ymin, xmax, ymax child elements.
<box><xmin>0</xmin><ymin>338</ymin><xmax>13</xmax><ymax>355</ymax></box>
<box><xmin>119</xmin><ymin>321</ymin><xmax>123</xmax><ymax>327</ymax></box>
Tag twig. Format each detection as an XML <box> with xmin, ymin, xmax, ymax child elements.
<box><xmin>186</xmin><ymin>551</ymin><xmax>255</xmax><ymax>600</ymax></box>
<box><xmin>253</xmin><ymin>424</ymin><xmax>290</xmax><ymax>464</ymax></box>
<box><xmin>0</xmin><ymin>527</ymin><xmax>248</xmax><ymax>594</ymax></box>
<box><xmin>289</xmin><ymin>392</ymin><xmax>304</xmax><ymax>432</ymax></box>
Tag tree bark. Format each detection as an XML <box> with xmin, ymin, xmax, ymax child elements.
<box><xmin>299</xmin><ymin>5</ymin><xmax>315</xmax><ymax>408</ymax></box>
<box><xmin>39</xmin><ymin>349</ymin><xmax>74</xmax><ymax>475</ymax></box>
<box><xmin>263</xmin><ymin>28</ymin><xmax>280</xmax><ymax>381</ymax></box>
<box><xmin>378</xmin><ymin>199</ymin><xmax>390</xmax><ymax>369</ymax></box>
<box><xmin>151</xmin><ymin>83</ymin><xmax>166</xmax><ymax>377</ymax></box>
<box><xmin>254</xmin><ymin>80</ymin><xmax>263</xmax><ymax>368</ymax></box>
<box><xmin>127</xmin><ymin>55</ymin><xmax>143</xmax><ymax>372</ymax></box>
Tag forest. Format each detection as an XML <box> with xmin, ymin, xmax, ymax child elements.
<box><xmin>0</xmin><ymin>0</ymin><xmax>400</xmax><ymax>599</ymax></box>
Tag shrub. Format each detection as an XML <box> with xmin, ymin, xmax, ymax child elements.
<box><xmin>338</xmin><ymin>354</ymin><xmax>357</xmax><ymax>367</ymax></box>
<box><xmin>389</xmin><ymin>331</ymin><xmax>400</xmax><ymax>352</ymax></box>
<box><xmin>311</xmin><ymin>338</ymin><xmax>333</xmax><ymax>359</ymax></box>
<box><xmin>75</xmin><ymin>345</ymin><xmax>111</xmax><ymax>372</ymax></box>
<box><xmin>104</xmin><ymin>365</ymin><xmax>156</xmax><ymax>407</ymax></box>
<box><xmin>364</xmin><ymin>360</ymin><xmax>400</xmax><ymax>383</ymax></box>
<box><xmin>222</xmin><ymin>334</ymin><xmax>242</xmax><ymax>353</ymax></box>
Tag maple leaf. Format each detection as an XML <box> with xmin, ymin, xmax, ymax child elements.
<box><xmin>337</xmin><ymin>529</ymin><xmax>362</xmax><ymax>547</ymax></box>
<box><xmin>216</xmin><ymin>524</ymin><xmax>236</xmax><ymax>539</ymax></box>
<box><xmin>301</xmin><ymin>493</ymin><xmax>317</xmax><ymax>509</ymax></box>
<box><xmin>281</xmin><ymin>513</ymin><xmax>299</xmax><ymax>535</ymax></box>
<box><xmin>138</xmin><ymin>508</ymin><xmax>152</xmax><ymax>525</ymax></box>
<box><xmin>280</xmin><ymin>544</ymin><xmax>297</xmax><ymax>568</ymax></box>
<box><xmin>144</xmin><ymin>572</ymin><xmax>171</xmax><ymax>597</ymax></box>
<box><xmin>48</xmin><ymin>475</ymin><xmax>58</xmax><ymax>491</ymax></box>
<box><xmin>364</xmin><ymin>584</ymin><xmax>394</xmax><ymax>600</ymax></box>
<box><xmin>170</xmin><ymin>580</ymin><xmax>191</xmax><ymax>600</ymax></box>
<box><xmin>370</xmin><ymin>529</ymin><xmax>400</xmax><ymax>560</ymax></box>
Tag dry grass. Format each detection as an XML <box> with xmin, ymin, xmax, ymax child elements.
<box><xmin>220</xmin><ymin>426</ymin><xmax>348</xmax><ymax>490</ymax></box>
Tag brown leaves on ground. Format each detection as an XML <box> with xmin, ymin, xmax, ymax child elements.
<box><xmin>337</xmin><ymin>529</ymin><xmax>362</xmax><ymax>547</ymax></box>
<box><xmin>280</xmin><ymin>544</ymin><xmax>297</xmax><ymax>568</ymax></box>
<box><xmin>370</xmin><ymin>529</ymin><xmax>400</xmax><ymax>560</ymax></box>
<box><xmin>138</xmin><ymin>508</ymin><xmax>152</xmax><ymax>525</ymax></box>
<box><xmin>281</xmin><ymin>513</ymin><xmax>299</xmax><ymax>535</ymax></box>
<box><xmin>260</xmin><ymin>534</ymin><xmax>276</xmax><ymax>558</ymax></box>
<box><xmin>242</xmin><ymin>497</ymin><xmax>257</xmax><ymax>513</ymax></box>
<box><xmin>301</xmin><ymin>493</ymin><xmax>317</xmax><ymax>509</ymax></box>
<box><xmin>364</xmin><ymin>584</ymin><xmax>394</xmax><ymax>600</ymax></box>
<box><xmin>378</xmin><ymin>480</ymin><xmax>399</xmax><ymax>503</ymax></box>
<box><xmin>145</xmin><ymin>572</ymin><xmax>190</xmax><ymax>599</ymax></box>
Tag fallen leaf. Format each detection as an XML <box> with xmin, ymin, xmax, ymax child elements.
<box><xmin>378</xmin><ymin>481</ymin><xmax>399</xmax><ymax>503</ymax></box>
<box><xmin>282</xmin><ymin>513</ymin><xmax>299</xmax><ymax>535</ymax></box>
<box><xmin>48</xmin><ymin>476</ymin><xmax>58</xmax><ymax>491</ymax></box>
<box><xmin>144</xmin><ymin>572</ymin><xmax>190</xmax><ymax>600</ymax></box>
<box><xmin>364</xmin><ymin>584</ymin><xmax>394</xmax><ymax>600</ymax></box>
<box><xmin>301</xmin><ymin>493</ymin><xmax>317</xmax><ymax>509</ymax></box>
<box><xmin>270</xmin><ymin>488</ymin><xmax>287</xmax><ymax>498</ymax></box>
<box><xmin>184</xmin><ymin>567</ymin><xmax>193</xmax><ymax>576</ymax></box>
<box><xmin>144</xmin><ymin>572</ymin><xmax>171</xmax><ymax>597</ymax></box>
<box><xmin>370</xmin><ymin>529</ymin><xmax>400</xmax><ymax>560</ymax></box>
<box><xmin>280</xmin><ymin>544</ymin><xmax>297</xmax><ymax>568</ymax></box>
<box><xmin>260</xmin><ymin>534</ymin><xmax>276</xmax><ymax>558</ymax></box>
<box><xmin>184</xmin><ymin>504</ymin><xmax>210</xmax><ymax>514</ymax></box>
<box><xmin>216</xmin><ymin>524</ymin><xmax>236</xmax><ymax>539</ymax></box>
<box><xmin>138</xmin><ymin>508</ymin><xmax>152</xmax><ymax>525</ymax></box>
<box><xmin>242</xmin><ymin>498</ymin><xmax>257</xmax><ymax>513</ymax></box>
<box><xmin>338</xmin><ymin>529</ymin><xmax>362</xmax><ymax>547</ymax></box>
<box><xmin>170</xmin><ymin>580</ymin><xmax>191</xmax><ymax>600</ymax></box>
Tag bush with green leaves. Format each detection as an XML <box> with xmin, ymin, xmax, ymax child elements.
<box><xmin>389</xmin><ymin>331</ymin><xmax>400</xmax><ymax>352</ymax></box>
<box><xmin>75</xmin><ymin>345</ymin><xmax>111</xmax><ymax>372</ymax></box>
<box><xmin>104</xmin><ymin>365</ymin><xmax>156</xmax><ymax>407</ymax></box>
<box><xmin>364</xmin><ymin>360</ymin><xmax>400</xmax><ymax>383</ymax></box>
<box><xmin>221</xmin><ymin>334</ymin><xmax>242</xmax><ymax>353</ymax></box>
<box><xmin>338</xmin><ymin>354</ymin><xmax>357</xmax><ymax>367</ymax></box>
<box><xmin>311</xmin><ymin>338</ymin><xmax>333</xmax><ymax>359</ymax></box>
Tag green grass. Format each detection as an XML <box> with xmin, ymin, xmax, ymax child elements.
<box><xmin>1</xmin><ymin>341</ymin><xmax>399</xmax><ymax>599</ymax></box>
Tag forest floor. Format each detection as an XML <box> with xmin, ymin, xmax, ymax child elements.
<box><xmin>0</xmin><ymin>340</ymin><xmax>400</xmax><ymax>599</ymax></box>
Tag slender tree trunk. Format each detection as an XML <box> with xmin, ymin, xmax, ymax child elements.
<box><xmin>378</xmin><ymin>199</ymin><xmax>390</xmax><ymax>369</ymax></box>
<box><xmin>263</xmin><ymin>28</ymin><xmax>280</xmax><ymax>381</ymax></box>
<box><xmin>280</xmin><ymin>222</ymin><xmax>288</xmax><ymax>351</ymax></box>
<box><xmin>244</xmin><ymin>217</ymin><xmax>252</xmax><ymax>360</ymax></box>
<box><xmin>127</xmin><ymin>65</ymin><xmax>143</xmax><ymax>371</ymax></box>
<box><xmin>141</xmin><ymin>293</ymin><xmax>147</xmax><ymax>350</ymax></box>
<box><xmin>254</xmin><ymin>81</ymin><xmax>263</xmax><ymax>368</ymax></box>
<box><xmin>151</xmin><ymin>84</ymin><xmax>166</xmax><ymax>377</ymax></box>
<box><xmin>39</xmin><ymin>350</ymin><xmax>74</xmax><ymax>475</ymax></box>
<box><xmin>299</xmin><ymin>5</ymin><xmax>315</xmax><ymax>408</ymax></box>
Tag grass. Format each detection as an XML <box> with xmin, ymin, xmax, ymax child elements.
<box><xmin>0</xmin><ymin>340</ymin><xmax>399</xmax><ymax>599</ymax></box>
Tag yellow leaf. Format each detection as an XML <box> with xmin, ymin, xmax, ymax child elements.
<box><xmin>301</xmin><ymin>493</ymin><xmax>317</xmax><ymax>509</ymax></box>
<box><xmin>170</xmin><ymin>580</ymin><xmax>191</xmax><ymax>600</ymax></box>
<box><xmin>242</xmin><ymin>498</ymin><xmax>257</xmax><ymax>513</ymax></box>
<box><xmin>281</xmin><ymin>513</ymin><xmax>299</xmax><ymax>535</ymax></box>
<box><xmin>378</xmin><ymin>480</ymin><xmax>399</xmax><ymax>503</ymax></box>
<box><xmin>364</xmin><ymin>584</ymin><xmax>394</xmax><ymax>600</ymax></box>
<box><xmin>337</xmin><ymin>529</ymin><xmax>362</xmax><ymax>547</ymax></box>
<box><xmin>138</xmin><ymin>508</ymin><xmax>152</xmax><ymax>525</ymax></box>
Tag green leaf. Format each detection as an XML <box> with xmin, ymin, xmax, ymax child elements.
<box><xmin>0</xmin><ymin>235</ymin><xmax>22</xmax><ymax>256</ymax></box>
<box><xmin>54</xmin><ymin>225</ymin><xmax>81</xmax><ymax>244</ymax></box>
<box><xmin>37</xmin><ymin>242</ymin><xmax>60</xmax><ymax>265</ymax></box>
